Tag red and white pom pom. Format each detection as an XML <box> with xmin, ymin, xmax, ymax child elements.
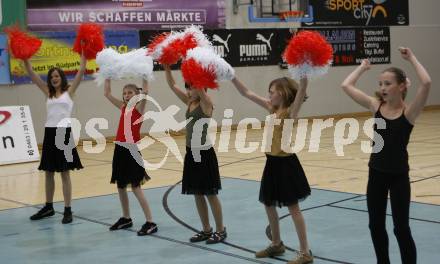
<box><xmin>73</xmin><ymin>23</ymin><xmax>105</xmax><ymax>60</ymax></box>
<box><xmin>181</xmin><ymin>47</ymin><xmax>234</xmax><ymax>90</ymax></box>
<box><xmin>179</xmin><ymin>25</ymin><xmax>212</xmax><ymax>57</ymax></box>
<box><xmin>4</xmin><ymin>26</ymin><xmax>42</xmax><ymax>60</ymax></box>
<box><xmin>147</xmin><ymin>31</ymin><xmax>184</xmax><ymax>65</ymax></box>
<box><xmin>283</xmin><ymin>30</ymin><xmax>333</xmax><ymax>80</ymax></box>
<box><xmin>147</xmin><ymin>32</ymin><xmax>169</xmax><ymax>56</ymax></box>
<box><xmin>147</xmin><ymin>26</ymin><xmax>211</xmax><ymax>65</ymax></box>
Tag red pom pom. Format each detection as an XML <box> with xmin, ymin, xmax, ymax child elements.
<box><xmin>159</xmin><ymin>38</ymin><xmax>183</xmax><ymax>65</ymax></box>
<box><xmin>4</xmin><ymin>26</ymin><xmax>42</xmax><ymax>60</ymax></box>
<box><xmin>181</xmin><ymin>58</ymin><xmax>217</xmax><ymax>90</ymax></box>
<box><xmin>283</xmin><ymin>30</ymin><xmax>333</xmax><ymax>67</ymax></box>
<box><xmin>73</xmin><ymin>23</ymin><xmax>105</xmax><ymax>60</ymax></box>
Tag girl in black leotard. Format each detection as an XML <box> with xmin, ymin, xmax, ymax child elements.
<box><xmin>341</xmin><ymin>47</ymin><xmax>431</xmax><ymax>264</ymax></box>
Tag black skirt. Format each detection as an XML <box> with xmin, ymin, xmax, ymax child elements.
<box><xmin>38</xmin><ymin>127</ymin><xmax>83</xmax><ymax>172</ymax></box>
<box><xmin>111</xmin><ymin>143</ymin><xmax>150</xmax><ymax>189</ymax></box>
<box><xmin>182</xmin><ymin>147</ymin><xmax>221</xmax><ymax>195</ymax></box>
<box><xmin>259</xmin><ymin>154</ymin><xmax>311</xmax><ymax>207</ymax></box>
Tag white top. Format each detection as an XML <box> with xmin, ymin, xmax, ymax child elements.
<box><xmin>45</xmin><ymin>92</ymin><xmax>73</xmax><ymax>127</ymax></box>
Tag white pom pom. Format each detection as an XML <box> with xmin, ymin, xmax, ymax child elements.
<box><xmin>186</xmin><ymin>47</ymin><xmax>235</xmax><ymax>81</ymax></box>
<box><xmin>119</xmin><ymin>48</ymin><xmax>154</xmax><ymax>80</ymax></box>
<box><xmin>95</xmin><ymin>47</ymin><xmax>154</xmax><ymax>85</ymax></box>
<box><xmin>287</xmin><ymin>63</ymin><xmax>331</xmax><ymax>80</ymax></box>
<box><xmin>95</xmin><ymin>48</ymin><xmax>119</xmax><ymax>85</ymax></box>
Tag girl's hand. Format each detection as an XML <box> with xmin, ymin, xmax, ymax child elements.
<box><xmin>360</xmin><ymin>59</ymin><xmax>371</xmax><ymax>70</ymax></box>
<box><xmin>398</xmin><ymin>47</ymin><xmax>414</xmax><ymax>61</ymax></box>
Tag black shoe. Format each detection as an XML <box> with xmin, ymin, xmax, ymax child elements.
<box><xmin>62</xmin><ymin>211</ymin><xmax>73</xmax><ymax>224</ymax></box>
<box><xmin>137</xmin><ymin>221</ymin><xmax>158</xmax><ymax>236</ymax></box>
<box><xmin>30</xmin><ymin>205</ymin><xmax>55</xmax><ymax>220</ymax></box>
<box><xmin>109</xmin><ymin>217</ymin><xmax>133</xmax><ymax>231</ymax></box>
<box><xmin>189</xmin><ymin>228</ymin><xmax>213</xmax><ymax>243</ymax></box>
<box><xmin>206</xmin><ymin>228</ymin><xmax>227</xmax><ymax>244</ymax></box>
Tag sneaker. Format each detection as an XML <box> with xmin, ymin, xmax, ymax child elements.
<box><xmin>30</xmin><ymin>205</ymin><xmax>55</xmax><ymax>220</ymax></box>
<box><xmin>109</xmin><ymin>217</ymin><xmax>133</xmax><ymax>231</ymax></box>
<box><xmin>206</xmin><ymin>228</ymin><xmax>227</xmax><ymax>244</ymax></box>
<box><xmin>62</xmin><ymin>211</ymin><xmax>73</xmax><ymax>224</ymax></box>
<box><xmin>137</xmin><ymin>221</ymin><xmax>158</xmax><ymax>236</ymax></box>
<box><xmin>255</xmin><ymin>242</ymin><xmax>286</xmax><ymax>258</ymax></box>
<box><xmin>189</xmin><ymin>228</ymin><xmax>213</xmax><ymax>243</ymax></box>
<box><xmin>287</xmin><ymin>250</ymin><xmax>313</xmax><ymax>264</ymax></box>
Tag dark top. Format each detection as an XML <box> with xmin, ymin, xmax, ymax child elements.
<box><xmin>368</xmin><ymin>104</ymin><xmax>414</xmax><ymax>173</ymax></box>
<box><xmin>185</xmin><ymin>104</ymin><xmax>211</xmax><ymax>148</ymax></box>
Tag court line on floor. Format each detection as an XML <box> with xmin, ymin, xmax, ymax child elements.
<box><xmin>327</xmin><ymin>205</ymin><xmax>440</xmax><ymax>225</ymax></box>
<box><xmin>0</xmin><ymin>196</ymin><xmax>273</xmax><ymax>264</ymax></box>
<box><xmin>272</xmin><ymin>194</ymin><xmax>440</xmax><ymax>225</ymax></box>
<box><xmin>410</xmin><ymin>174</ymin><xmax>440</xmax><ymax>184</ymax></box>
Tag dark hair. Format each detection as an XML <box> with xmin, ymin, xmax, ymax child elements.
<box><xmin>47</xmin><ymin>67</ymin><xmax>69</xmax><ymax>98</ymax></box>
<box><xmin>268</xmin><ymin>77</ymin><xmax>308</xmax><ymax>109</ymax></box>
<box><xmin>375</xmin><ymin>67</ymin><xmax>408</xmax><ymax>101</ymax></box>
<box><xmin>184</xmin><ymin>82</ymin><xmax>208</xmax><ymax>93</ymax></box>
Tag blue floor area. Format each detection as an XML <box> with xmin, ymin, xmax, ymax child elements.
<box><xmin>1</xmin><ymin>178</ymin><xmax>439</xmax><ymax>264</ymax></box>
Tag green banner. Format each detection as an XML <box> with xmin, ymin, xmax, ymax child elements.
<box><xmin>0</xmin><ymin>0</ymin><xmax>26</xmax><ymax>31</ymax></box>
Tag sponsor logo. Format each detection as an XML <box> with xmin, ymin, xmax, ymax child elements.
<box><xmin>212</xmin><ymin>33</ymin><xmax>231</xmax><ymax>58</ymax></box>
<box><xmin>0</xmin><ymin>111</ymin><xmax>11</xmax><ymax>125</ymax></box>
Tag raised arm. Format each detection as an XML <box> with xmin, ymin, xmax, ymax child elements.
<box><xmin>193</xmin><ymin>89</ymin><xmax>214</xmax><ymax>116</ymax></box>
<box><xmin>104</xmin><ymin>79</ymin><xmax>124</xmax><ymax>109</ymax></box>
<box><xmin>341</xmin><ymin>59</ymin><xmax>380</xmax><ymax>112</ymax></box>
<box><xmin>231</xmin><ymin>77</ymin><xmax>271</xmax><ymax>111</ymax></box>
<box><xmin>23</xmin><ymin>60</ymin><xmax>49</xmax><ymax>96</ymax></box>
<box><xmin>68</xmin><ymin>54</ymin><xmax>87</xmax><ymax>97</ymax></box>
<box><xmin>289</xmin><ymin>78</ymin><xmax>308</xmax><ymax>119</ymax></box>
<box><xmin>135</xmin><ymin>79</ymin><xmax>149</xmax><ymax>113</ymax></box>
<box><xmin>402</xmin><ymin>47</ymin><xmax>432</xmax><ymax>124</ymax></box>
<box><xmin>163</xmin><ymin>64</ymin><xmax>189</xmax><ymax>104</ymax></box>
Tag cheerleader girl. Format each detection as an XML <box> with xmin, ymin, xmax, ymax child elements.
<box><xmin>25</xmin><ymin>54</ymin><xmax>87</xmax><ymax>224</ymax></box>
<box><xmin>231</xmin><ymin>76</ymin><xmax>313</xmax><ymax>264</ymax></box>
<box><xmin>164</xmin><ymin>65</ymin><xmax>226</xmax><ymax>244</ymax></box>
<box><xmin>104</xmin><ymin>79</ymin><xmax>157</xmax><ymax>236</ymax></box>
<box><xmin>341</xmin><ymin>47</ymin><xmax>431</xmax><ymax>264</ymax></box>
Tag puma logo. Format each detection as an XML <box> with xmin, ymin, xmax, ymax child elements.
<box><xmin>212</xmin><ymin>34</ymin><xmax>232</xmax><ymax>52</ymax></box>
<box><xmin>256</xmin><ymin>33</ymin><xmax>274</xmax><ymax>51</ymax></box>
